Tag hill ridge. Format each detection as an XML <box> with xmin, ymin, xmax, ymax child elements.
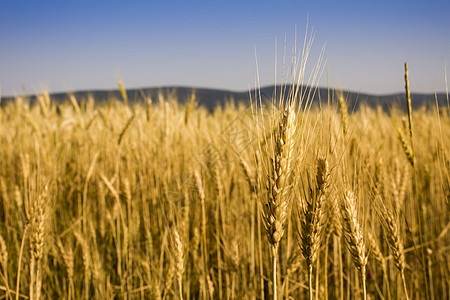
<box><xmin>1</xmin><ymin>85</ymin><xmax>448</xmax><ymax>111</ymax></box>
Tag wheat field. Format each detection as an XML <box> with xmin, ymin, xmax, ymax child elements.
<box><xmin>0</xmin><ymin>69</ymin><xmax>449</xmax><ymax>300</ymax></box>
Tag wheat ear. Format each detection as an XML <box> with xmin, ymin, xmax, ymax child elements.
<box><xmin>241</xmin><ymin>154</ymin><xmax>265</xmax><ymax>300</ymax></box>
<box><xmin>264</xmin><ymin>105</ymin><xmax>296</xmax><ymax>299</ymax></box>
<box><xmin>194</xmin><ymin>171</ymin><xmax>209</xmax><ymax>298</ymax></box>
<box><xmin>397</xmin><ymin>128</ymin><xmax>414</xmax><ymax>167</ymax></box>
<box><xmin>56</xmin><ymin>238</ymin><xmax>74</xmax><ymax>300</ymax></box>
<box><xmin>0</xmin><ymin>233</ymin><xmax>7</xmax><ymax>277</ymax></box>
<box><xmin>0</xmin><ymin>232</ymin><xmax>10</xmax><ymax>299</ymax></box>
<box><xmin>299</xmin><ymin>157</ymin><xmax>329</xmax><ymax>300</ymax></box>
<box><xmin>367</xmin><ymin>232</ymin><xmax>386</xmax><ymax>272</ymax></box>
<box><xmin>118</xmin><ymin>80</ymin><xmax>128</xmax><ymax>106</ymax></box>
<box><xmin>184</xmin><ymin>89</ymin><xmax>196</xmax><ymax>125</ymax></box>
<box><xmin>338</xmin><ymin>93</ymin><xmax>349</xmax><ymax>138</ymax></box>
<box><xmin>74</xmin><ymin>231</ymin><xmax>91</xmax><ymax>300</ymax></box>
<box><xmin>367</xmin><ymin>231</ymin><xmax>392</xmax><ymax>299</ymax></box>
<box><xmin>164</xmin><ymin>256</ymin><xmax>176</xmax><ymax>299</ymax></box>
<box><xmin>341</xmin><ymin>190</ymin><xmax>368</xmax><ymax>300</ymax></box>
<box><xmin>377</xmin><ymin>200</ymin><xmax>409</xmax><ymax>300</ymax></box>
<box><xmin>29</xmin><ymin>185</ymin><xmax>49</xmax><ymax>300</ymax></box>
<box><xmin>172</xmin><ymin>227</ymin><xmax>185</xmax><ymax>300</ymax></box>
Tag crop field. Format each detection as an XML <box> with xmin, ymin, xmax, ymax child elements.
<box><xmin>0</xmin><ymin>66</ymin><xmax>449</xmax><ymax>300</ymax></box>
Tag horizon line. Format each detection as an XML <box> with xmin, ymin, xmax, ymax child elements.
<box><xmin>2</xmin><ymin>83</ymin><xmax>449</xmax><ymax>100</ymax></box>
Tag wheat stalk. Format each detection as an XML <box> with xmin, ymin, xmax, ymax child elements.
<box><xmin>298</xmin><ymin>157</ymin><xmax>329</xmax><ymax>300</ymax></box>
<box><xmin>404</xmin><ymin>62</ymin><xmax>430</xmax><ymax>299</ymax></box>
<box><xmin>263</xmin><ymin>105</ymin><xmax>296</xmax><ymax>299</ymax></box>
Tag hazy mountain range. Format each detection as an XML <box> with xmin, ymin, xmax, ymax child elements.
<box><xmin>1</xmin><ymin>85</ymin><xmax>448</xmax><ymax>112</ymax></box>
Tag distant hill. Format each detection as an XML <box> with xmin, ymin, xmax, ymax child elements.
<box><xmin>1</xmin><ymin>85</ymin><xmax>448</xmax><ymax>112</ymax></box>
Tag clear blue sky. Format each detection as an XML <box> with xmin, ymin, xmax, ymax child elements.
<box><xmin>1</xmin><ymin>0</ymin><xmax>449</xmax><ymax>97</ymax></box>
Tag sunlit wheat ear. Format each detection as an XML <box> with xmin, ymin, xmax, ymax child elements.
<box><xmin>172</xmin><ymin>226</ymin><xmax>185</xmax><ymax>300</ymax></box>
<box><xmin>0</xmin><ymin>233</ymin><xmax>7</xmax><ymax>274</ymax></box>
<box><xmin>327</xmin><ymin>195</ymin><xmax>342</xmax><ymax>238</ymax></box>
<box><xmin>151</xmin><ymin>275</ymin><xmax>162</xmax><ymax>300</ymax></box>
<box><xmin>299</xmin><ymin>157</ymin><xmax>329</xmax><ymax>269</ymax></box>
<box><xmin>298</xmin><ymin>157</ymin><xmax>329</xmax><ymax>300</ymax></box>
<box><xmin>0</xmin><ymin>177</ymin><xmax>8</xmax><ymax>207</ymax></box>
<box><xmin>37</xmin><ymin>93</ymin><xmax>50</xmax><ymax>117</ymax></box>
<box><xmin>69</xmin><ymin>94</ymin><xmax>81</xmax><ymax>114</ymax></box>
<box><xmin>56</xmin><ymin>238</ymin><xmax>74</xmax><ymax>296</ymax></box>
<box><xmin>338</xmin><ymin>93</ymin><xmax>349</xmax><ymax>137</ymax></box>
<box><xmin>74</xmin><ymin>231</ymin><xmax>91</xmax><ymax>299</ymax></box>
<box><xmin>396</xmin><ymin>164</ymin><xmax>409</xmax><ymax>213</ymax></box>
<box><xmin>367</xmin><ymin>232</ymin><xmax>386</xmax><ymax>271</ymax></box>
<box><xmin>206</xmin><ymin>273</ymin><xmax>214</xmax><ymax>299</ymax></box>
<box><xmin>404</xmin><ymin>62</ymin><xmax>413</xmax><ymax>143</ymax></box>
<box><xmin>264</xmin><ymin>105</ymin><xmax>296</xmax><ymax>255</ymax></box>
<box><xmin>341</xmin><ymin>190</ymin><xmax>368</xmax><ymax>300</ymax></box>
<box><xmin>240</xmin><ymin>157</ymin><xmax>257</xmax><ymax>193</ymax></box>
<box><xmin>191</xmin><ymin>227</ymin><xmax>200</xmax><ymax>263</ymax></box>
<box><xmin>397</xmin><ymin>128</ymin><xmax>414</xmax><ymax>167</ymax></box>
<box><xmin>164</xmin><ymin>256</ymin><xmax>176</xmax><ymax>295</ymax></box>
<box><xmin>377</xmin><ymin>198</ymin><xmax>410</xmax><ymax>299</ymax></box>
<box><xmin>184</xmin><ymin>89</ymin><xmax>196</xmax><ymax>125</ymax></box>
<box><xmin>341</xmin><ymin>191</ymin><xmax>367</xmax><ymax>299</ymax></box>
<box><xmin>146</xmin><ymin>97</ymin><xmax>152</xmax><ymax>122</ymax></box>
<box><xmin>118</xmin><ymin>80</ymin><xmax>128</xmax><ymax>106</ymax></box>
<box><xmin>341</xmin><ymin>191</ymin><xmax>367</xmax><ymax>272</ymax></box>
<box><xmin>212</xmin><ymin>163</ymin><xmax>223</xmax><ymax>198</ymax></box>
<box><xmin>29</xmin><ymin>184</ymin><xmax>49</xmax><ymax>300</ymax></box>
<box><xmin>194</xmin><ymin>171</ymin><xmax>205</xmax><ymax>202</ymax></box>
<box><xmin>194</xmin><ymin>171</ymin><xmax>206</xmax><ymax>247</ymax></box>
<box><xmin>378</xmin><ymin>202</ymin><xmax>405</xmax><ymax>272</ymax></box>
<box><xmin>232</xmin><ymin>237</ymin><xmax>241</xmax><ymax>268</ymax></box>
<box><xmin>263</xmin><ymin>105</ymin><xmax>295</xmax><ymax>300</ymax></box>
<box><xmin>29</xmin><ymin>186</ymin><xmax>48</xmax><ymax>262</ymax></box>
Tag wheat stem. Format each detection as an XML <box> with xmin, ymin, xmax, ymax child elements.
<box><xmin>308</xmin><ymin>264</ymin><xmax>313</xmax><ymax>300</ymax></box>
<box><xmin>15</xmin><ymin>225</ymin><xmax>28</xmax><ymax>300</ymax></box>
<box><xmin>401</xmin><ymin>269</ymin><xmax>410</xmax><ymax>300</ymax></box>
<box><xmin>405</xmin><ymin>62</ymin><xmax>429</xmax><ymax>300</ymax></box>
<box><xmin>273</xmin><ymin>253</ymin><xmax>278</xmax><ymax>300</ymax></box>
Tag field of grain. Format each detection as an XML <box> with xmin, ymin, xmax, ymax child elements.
<box><xmin>0</xmin><ymin>69</ymin><xmax>449</xmax><ymax>300</ymax></box>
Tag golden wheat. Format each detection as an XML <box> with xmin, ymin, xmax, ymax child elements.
<box><xmin>341</xmin><ymin>190</ymin><xmax>368</xmax><ymax>300</ymax></box>
<box><xmin>0</xmin><ymin>83</ymin><xmax>447</xmax><ymax>300</ymax></box>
